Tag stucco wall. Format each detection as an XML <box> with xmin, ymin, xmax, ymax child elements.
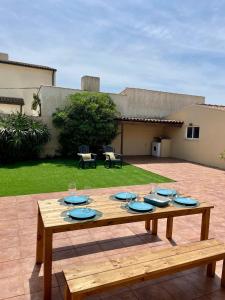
<box><xmin>120</xmin><ymin>88</ymin><xmax>205</xmax><ymax>118</ymax></box>
<box><xmin>38</xmin><ymin>85</ymin><xmax>206</xmax><ymax>158</ymax></box>
<box><xmin>0</xmin><ymin>88</ymin><xmax>39</xmax><ymax>115</ymax></box>
<box><xmin>112</xmin><ymin>122</ymin><xmax>166</xmax><ymax>155</ymax></box>
<box><xmin>0</xmin><ymin>103</ymin><xmax>21</xmax><ymax>114</ymax></box>
<box><xmin>0</xmin><ymin>63</ymin><xmax>54</xmax><ymax>114</ymax></box>
<box><xmin>165</xmin><ymin>105</ymin><xmax>225</xmax><ymax>169</ymax></box>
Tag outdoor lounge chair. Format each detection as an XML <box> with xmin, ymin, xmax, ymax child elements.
<box><xmin>103</xmin><ymin>145</ymin><xmax>123</xmax><ymax>168</ymax></box>
<box><xmin>77</xmin><ymin>145</ymin><xmax>97</xmax><ymax>169</ymax></box>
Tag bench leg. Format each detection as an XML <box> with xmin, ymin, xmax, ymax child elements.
<box><xmin>145</xmin><ymin>220</ymin><xmax>151</xmax><ymax>231</ymax></box>
<box><xmin>221</xmin><ymin>259</ymin><xmax>225</xmax><ymax>288</ymax></box>
<box><xmin>207</xmin><ymin>262</ymin><xmax>216</xmax><ymax>277</ymax></box>
<box><xmin>166</xmin><ymin>217</ymin><xmax>173</xmax><ymax>240</ymax></box>
<box><xmin>152</xmin><ymin>219</ymin><xmax>158</xmax><ymax>235</ymax></box>
<box><xmin>64</xmin><ymin>284</ymin><xmax>72</xmax><ymax>300</ymax></box>
<box><xmin>73</xmin><ymin>295</ymin><xmax>83</xmax><ymax>300</ymax></box>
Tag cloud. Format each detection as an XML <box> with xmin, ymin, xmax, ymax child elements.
<box><xmin>0</xmin><ymin>0</ymin><xmax>225</xmax><ymax>104</ymax></box>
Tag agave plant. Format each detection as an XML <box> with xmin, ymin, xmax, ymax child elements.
<box><xmin>0</xmin><ymin>113</ymin><xmax>50</xmax><ymax>163</ymax></box>
<box><xmin>32</xmin><ymin>93</ymin><xmax>41</xmax><ymax>116</ymax></box>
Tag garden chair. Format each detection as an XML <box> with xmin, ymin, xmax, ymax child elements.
<box><xmin>77</xmin><ymin>145</ymin><xmax>97</xmax><ymax>169</ymax></box>
<box><xmin>103</xmin><ymin>145</ymin><xmax>123</xmax><ymax>168</ymax></box>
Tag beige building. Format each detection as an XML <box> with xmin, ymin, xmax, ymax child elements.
<box><xmin>0</xmin><ymin>57</ymin><xmax>224</xmax><ymax>170</ymax></box>
<box><xmin>0</xmin><ymin>52</ymin><xmax>56</xmax><ymax>114</ymax></box>
<box><xmin>38</xmin><ymin>76</ymin><xmax>225</xmax><ymax>170</ymax></box>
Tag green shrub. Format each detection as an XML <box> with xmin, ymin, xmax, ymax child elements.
<box><xmin>0</xmin><ymin>113</ymin><xmax>50</xmax><ymax>163</ymax></box>
<box><xmin>52</xmin><ymin>92</ymin><xmax>120</xmax><ymax>156</ymax></box>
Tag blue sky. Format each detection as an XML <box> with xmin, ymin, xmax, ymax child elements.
<box><xmin>1</xmin><ymin>0</ymin><xmax>225</xmax><ymax>104</ymax></box>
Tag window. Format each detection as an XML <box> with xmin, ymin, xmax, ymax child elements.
<box><xmin>186</xmin><ymin>126</ymin><xmax>200</xmax><ymax>139</ymax></box>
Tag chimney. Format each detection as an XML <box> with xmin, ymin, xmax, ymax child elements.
<box><xmin>81</xmin><ymin>75</ymin><xmax>100</xmax><ymax>92</ymax></box>
<box><xmin>0</xmin><ymin>52</ymin><xmax>9</xmax><ymax>61</ymax></box>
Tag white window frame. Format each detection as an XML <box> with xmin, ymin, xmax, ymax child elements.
<box><xmin>186</xmin><ymin>125</ymin><xmax>200</xmax><ymax>140</ymax></box>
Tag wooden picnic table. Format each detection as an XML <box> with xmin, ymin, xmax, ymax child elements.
<box><xmin>36</xmin><ymin>194</ymin><xmax>214</xmax><ymax>300</ymax></box>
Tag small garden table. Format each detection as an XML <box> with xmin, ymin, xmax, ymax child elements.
<box><xmin>36</xmin><ymin>194</ymin><xmax>213</xmax><ymax>300</ymax></box>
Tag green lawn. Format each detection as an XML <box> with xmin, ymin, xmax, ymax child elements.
<box><xmin>0</xmin><ymin>159</ymin><xmax>173</xmax><ymax>197</ymax></box>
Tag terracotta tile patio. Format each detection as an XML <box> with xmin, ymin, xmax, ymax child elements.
<box><xmin>0</xmin><ymin>157</ymin><xmax>225</xmax><ymax>299</ymax></box>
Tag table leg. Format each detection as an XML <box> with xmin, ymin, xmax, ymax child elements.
<box><xmin>36</xmin><ymin>207</ymin><xmax>44</xmax><ymax>264</ymax></box>
<box><xmin>43</xmin><ymin>229</ymin><xmax>53</xmax><ymax>300</ymax></box>
<box><xmin>166</xmin><ymin>217</ymin><xmax>173</xmax><ymax>239</ymax></box>
<box><xmin>145</xmin><ymin>220</ymin><xmax>151</xmax><ymax>231</ymax></box>
<box><xmin>201</xmin><ymin>209</ymin><xmax>210</xmax><ymax>240</ymax></box>
<box><xmin>207</xmin><ymin>262</ymin><xmax>216</xmax><ymax>277</ymax></box>
<box><xmin>152</xmin><ymin>219</ymin><xmax>158</xmax><ymax>235</ymax></box>
<box><xmin>65</xmin><ymin>283</ymin><xmax>72</xmax><ymax>300</ymax></box>
<box><xmin>221</xmin><ymin>259</ymin><xmax>225</xmax><ymax>288</ymax></box>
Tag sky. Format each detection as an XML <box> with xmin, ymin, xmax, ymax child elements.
<box><xmin>1</xmin><ymin>0</ymin><xmax>225</xmax><ymax>104</ymax></box>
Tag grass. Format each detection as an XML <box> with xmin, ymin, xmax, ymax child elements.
<box><xmin>0</xmin><ymin>159</ymin><xmax>173</xmax><ymax>197</ymax></box>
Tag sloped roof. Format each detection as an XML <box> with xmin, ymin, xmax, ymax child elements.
<box><xmin>0</xmin><ymin>59</ymin><xmax>56</xmax><ymax>71</ymax></box>
<box><xmin>0</xmin><ymin>96</ymin><xmax>24</xmax><ymax>105</ymax></box>
<box><xmin>117</xmin><ymin>116</ymin><xmax>183</xmax><ymax>127</ymax></box>
<box><xmin>198</xmin><ymin>104</ymin><xmax>225</xmax><ymax>111</ymax></box>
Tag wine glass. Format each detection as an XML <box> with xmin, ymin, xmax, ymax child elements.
<box><xmin>68</xmin><ymin>182</ymin><xmax>76</xmax><ymax>196</ymax></box>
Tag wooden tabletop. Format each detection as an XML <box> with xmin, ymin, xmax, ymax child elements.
<box><xmin>38</xmin><ymin>194</ymin><xmax>214</xmax><ymax>233</ymax></box>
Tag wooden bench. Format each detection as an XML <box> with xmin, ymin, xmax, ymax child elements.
<box><xmin>63</xmin><ymin>239</ymin><xmax>225</xmax><ymax>299</ymax></box>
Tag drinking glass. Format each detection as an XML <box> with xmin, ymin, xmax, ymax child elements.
<box><xmin>151</xmin><ymin>183</ymin><xmax>158</xmax><ymax>194</ymax></box>
<box><xmin>125</xmin><ymin>192</ymin><xmax>133</xmax><ymax>206</ymax></box>
<box><xmin>136</xmin><ymin>194</ymin><xmax>141</xmax><ymax>202</ymax></box>
<box><xmin>68</xmin><ymin>182</ymin><xmax>76</xmax><ymax>196</ymax></box>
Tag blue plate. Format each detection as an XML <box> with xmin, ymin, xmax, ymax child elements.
<box><xmin>64</xmin><ymin>195</ymin><xmax>88</xmax><ymax>205</ymax></box>
<box><xmin>174</xmin><ymin>197</ymin><xmax>198</xmax><ymax>206</ymax></box>
<box><xmin>115</xmin><ymin>192</ymin><xmax>137</xmax><ymax>201</ymax></box>
<box><xmin>156</xmin><ymin>188</ymin><xmax>177</xmax><ymax>197</ymax></box>
<box><xmin>128</xmin><ymin>201</ymin><xmax>153</xmax><ymax>212</ymax></box>
<box><xmin>68</xmin><ymin>208</ymin><xmax>96</xmax><ymax>220</ymax></box>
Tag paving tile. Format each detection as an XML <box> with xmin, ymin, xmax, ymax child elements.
<box><xmin>22</xmin><ymin>273</ymin><xmax>58</xmax><ymax>294</ymax></box>
<box><xmin>0</xmin><ymin>235</ymin><xmax>20</xmax><ymax>249</ymax></box>
<box><xmin>0</xmin><ymin>260</ymin><xmax>22</xmax><ymax>279</ymax></box>
<box><xmin>0</xmin><ymin>246</ymin><xmax>21</xmax><ymax>263</ymax></box>
<box><xmin>1</xmin><ymin>157</ymin><xmax>225</xmax><ymax>299</ymax></box>
<box><xmin>0</xmin><ymin>275</ymin><xmax>24</xmax><ymax>299</ymax></box>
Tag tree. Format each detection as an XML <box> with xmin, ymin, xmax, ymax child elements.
<box><xmin>52</xmin><ymin>92</ymin><xmax>120</xmax><ymax>156</ymax></box>
<box><xmin>0</xmin><ymin>113</ymin><xmax>50</xmax><ymax>163</ymax></box>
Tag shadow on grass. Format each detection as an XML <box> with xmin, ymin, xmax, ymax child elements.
<box><xmin>0</xmin><ymin>158</ymin><xmax>129</xmax><ymax>170</ymax></box>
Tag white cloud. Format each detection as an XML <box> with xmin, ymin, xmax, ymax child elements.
<box><xmin>1</xmin><ymin>0</ymin><xmax>225</xmax><ymax>104</ymax></box>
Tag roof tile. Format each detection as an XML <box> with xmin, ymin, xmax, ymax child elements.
<box><xmin>117</xmin><ymin>116</ymin><xmax>183</xmax><ymax>126</ymax></box>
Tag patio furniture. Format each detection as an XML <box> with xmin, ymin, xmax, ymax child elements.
<box><xmin>77</xmin><ymin>145</ymin><xmax>97</xmax><ymax>169</ymax></box>
<box><xmin>36</xmin><ymin>194</ymin><xmax>213</xmax><ymax>300</ymax></box>
<box><xmin>63</xmin><ymin>239</ymin><xmax>225</xmax><ymax>299</ymax></box>
<box><xmin>103</xmin><ymin>145</ymin><xmax>123</xmax><ymax>168</ymax></box>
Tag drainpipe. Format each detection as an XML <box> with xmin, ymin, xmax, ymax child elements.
<box><xmin>120</xmin><ymin>122</ymin><xmax>124</xmax><ymax>154</ymax></box>
<box><xmin>52</xmin><ymin>70</ymin><xmax>56</xmax><ymax>86</ymax></box>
